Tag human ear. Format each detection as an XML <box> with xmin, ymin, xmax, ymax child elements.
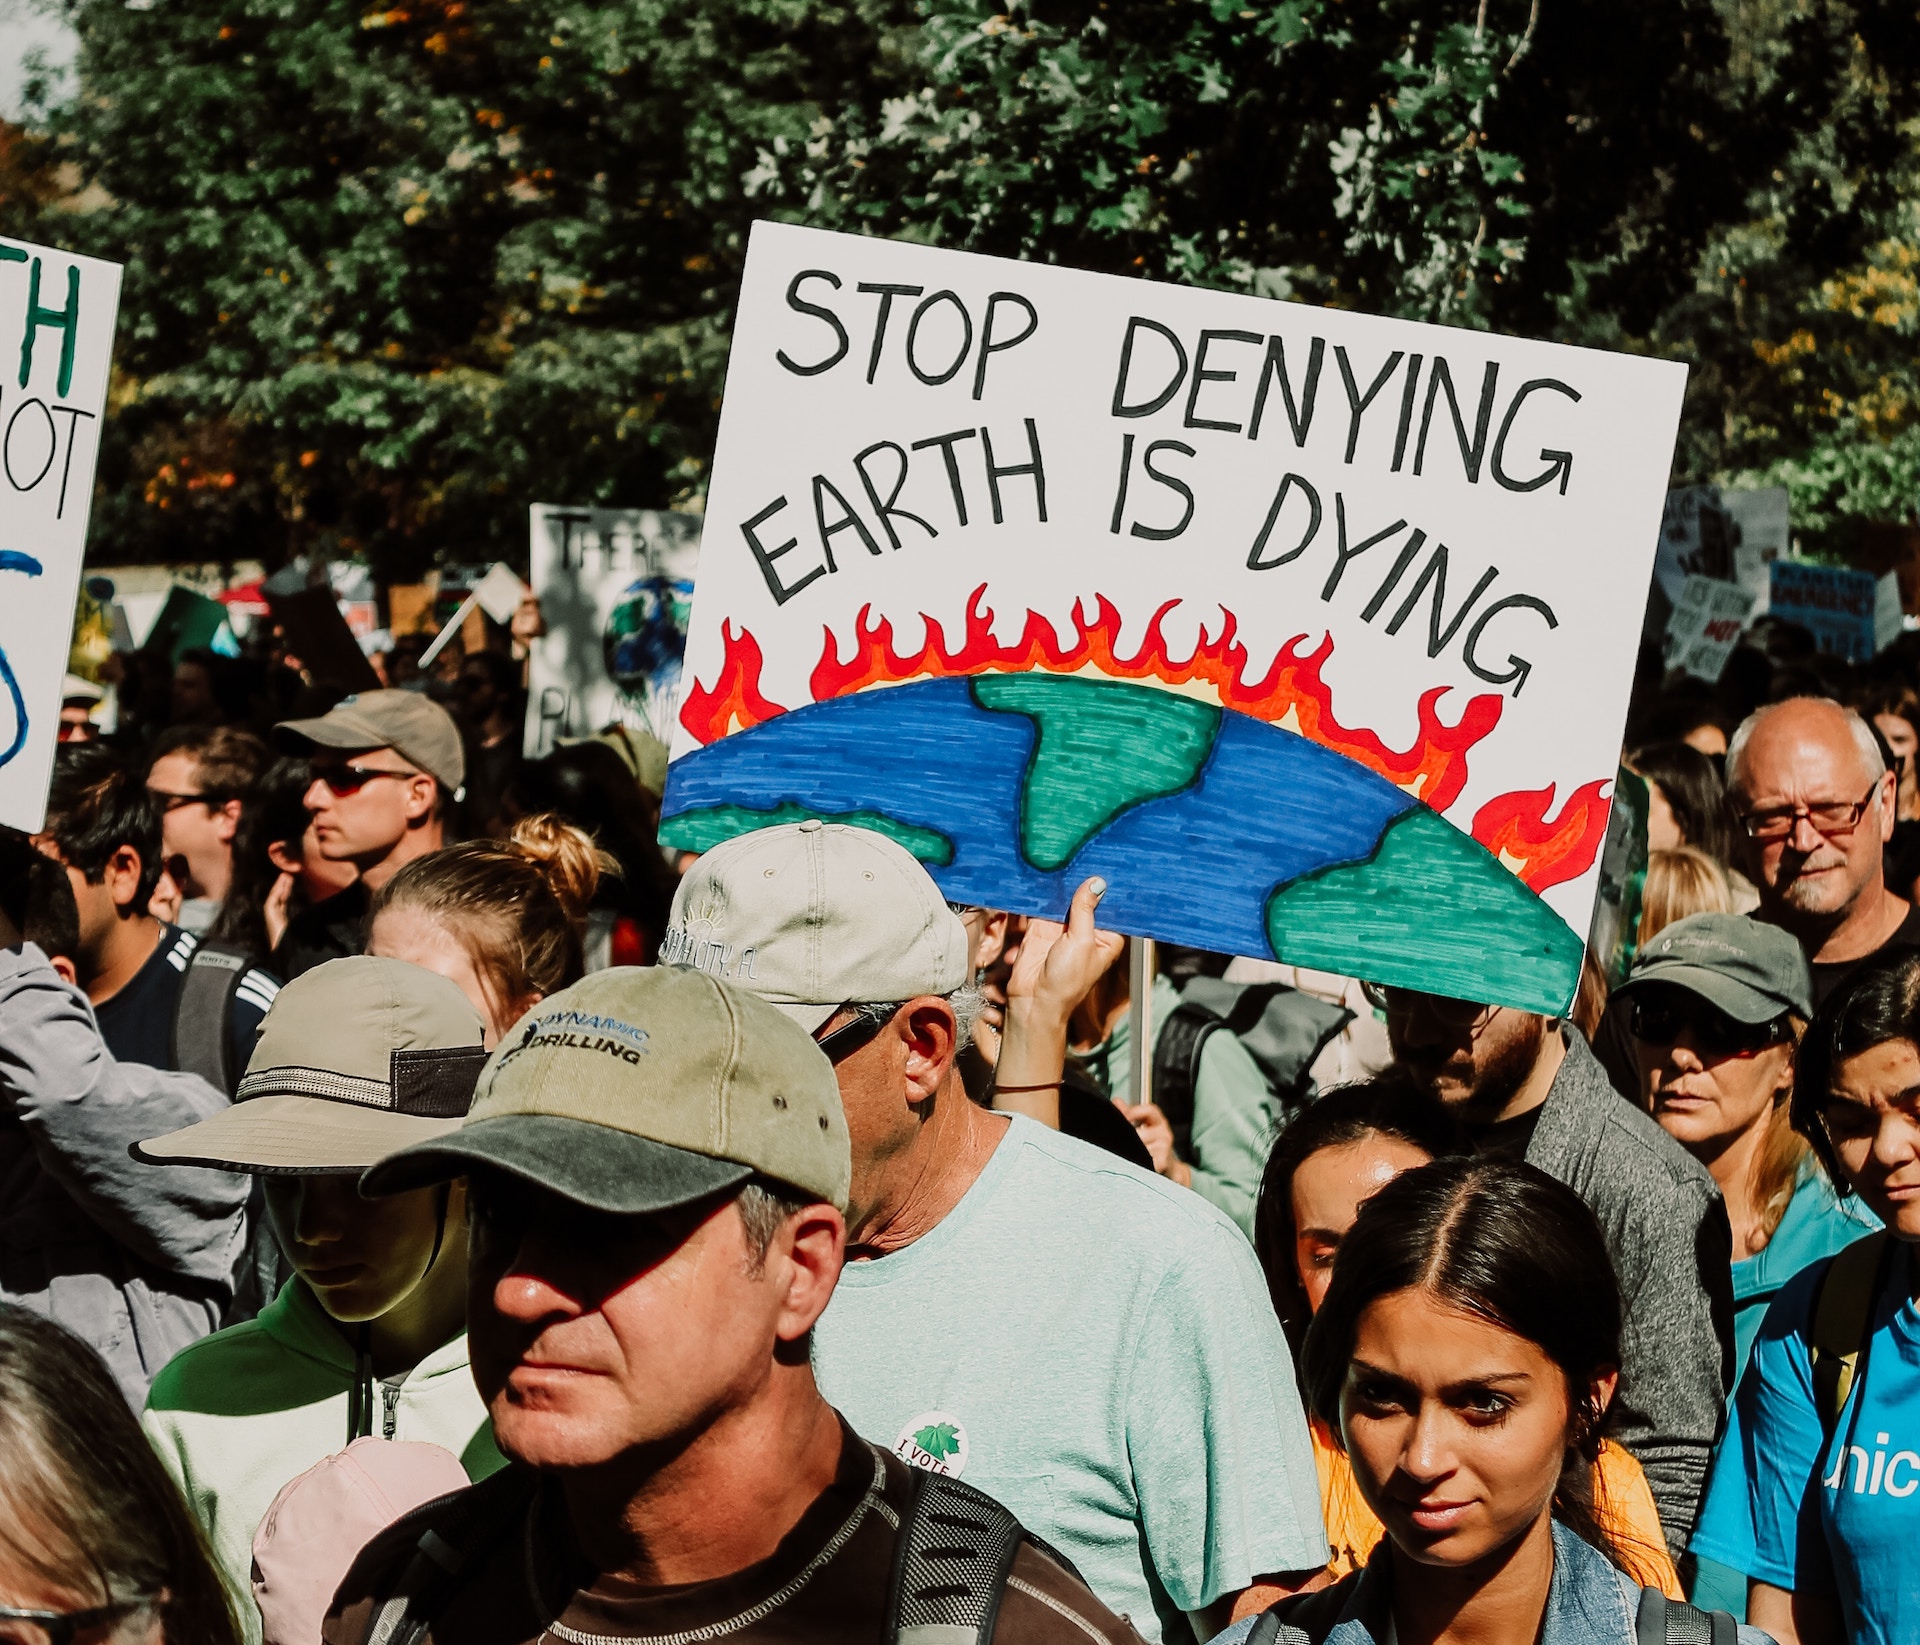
<box><xmin>216</xmin><ymin>798</ymin><xmax>243</xmax><ymax>844</ymax></box>
<box><xmin>49</xmin><ymin>954</ymin><xmax>78</xmax><ymax>985</ymax></box>
<box><xmin>108</xmin><ymin>844</ymin><xmax>145</xmax><ymax>911</ymax></box>
<box><xmin>404</xmin><ymin>773</ymin><xmax>437</xmax><ymax>821</ymax></box>
<box><xmin>770</xmin><ymin>1203</ymin><xmax>847</xmax><ymax>1341</ymax></box>
<box><xmin>900</xmin><ymin>998</ymin><xmax>959</xmax><ymax>1101</ymax></box>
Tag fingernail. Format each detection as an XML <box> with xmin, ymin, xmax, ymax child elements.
<box><xmin>1090</xmin><ymin>878</ymin><xmax>1107</xmax><ymax>898</ymax></box>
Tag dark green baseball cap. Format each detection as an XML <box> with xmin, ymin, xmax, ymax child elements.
<box><xmin>1618</xmin><ymin>912</ymin><xmax>1813</xmax><ymax>1022</ymax></box>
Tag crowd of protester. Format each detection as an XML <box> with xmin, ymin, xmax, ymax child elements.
<box><xmin>1</xmin><ymin>602</ymin><xmax>1917</xmax><ymax>1644</ymax></box>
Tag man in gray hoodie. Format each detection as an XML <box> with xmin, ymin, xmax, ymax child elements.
<box><xmin>0</xmin><ymin>837</ymin><xmax>247</xmax><ymax>1405</ymax></box>
<box><xmin>1377</xmin><ymin>986</ymin><xmax>1734</xmax><ymax>1560</ymax></box>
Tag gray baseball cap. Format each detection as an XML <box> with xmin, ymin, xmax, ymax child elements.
<box><xmin>135</xmin><ymin>956</ymin><xmax>489</xmax><ymax>1173</ymax></box>
<box><xmin>1618</xmin><ymin>913</ymin><xmax>1814</xmax><ymax>1022</ymax></box>
<box><xmin>276</xmin><ymin>689</ymin><xmax>466</xmax><ymax>795</ymax></box>
<box><xmin>663</xmin><ymin>821</ymin><xmax>969</xmax><ymax>1033</ymax></box>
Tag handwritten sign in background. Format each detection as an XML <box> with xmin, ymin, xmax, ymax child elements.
<box><xmin>660</xmin><ymin>222</ymin><xmax>1686</xmax><ymax>1013</ymax></box>
<box><xmin>0</xmin><ymin>239</ymin><xmax>121</xmax><ymax>833</ymax></box>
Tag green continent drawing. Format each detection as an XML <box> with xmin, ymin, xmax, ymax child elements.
<box><xmin>1264</xmin><ymin>807</ymin><xmax>1583</xmax><ymax>1015</ymax></box>
<box><xmin>972</xmin><ymin>674</ymin><xmax>1220</xmax><ymax>870</ymax></box>
<box><xmin>663</xmin><ymin>803</ymin><xmax>953</xmax><ymax>865</ymax></box>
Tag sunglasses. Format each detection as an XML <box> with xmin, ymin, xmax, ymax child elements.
<box><xmin>311</xmin><ymin>762</ymin><xmax>413</xmax><ymax>796</ymax></box>
<box><xmin>1628</xmin><ymin>986</ymin><xmax>1790</xmax><ymax>1062</ymax></box>
<box><xmin>814</xmin><ymin>1008</ymin><xmax>891</xmax><ymax>1064</ymax></box>
<box><xmin>146</xmin><ymin>787</ymin><xmax>219</xmax><ymax>814</ymax></box>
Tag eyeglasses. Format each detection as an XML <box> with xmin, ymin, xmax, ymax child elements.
<box><xmin>1627</xmin><ymin>986</ymin><xmax>1791</xmax><ymax>1062</ymax></box>
<box><xmin>311</xmin><ymin>763</ymin><xmax>413</xmax><ymax>796</ymax></box>
<box><xmin>146</xmin><ymin>787</ymin><xmax>214</xmax><ymax>813</ymax></box>
<box><xmin>0</xmin><ymin>1600</ymin><xmax>157</xmax><ymax>1645</ymax></box>
<box><xmin>1737</xmin><ymin>782</ymin><xmax>1880</xmax><ymax>842</ymax></box>
<box><xmin>1360</xmin><ymin>981</ymin><xmax>1494</xmax><ymax>1029</ymax></box>
<box><xmin>814</xmin><ymin>1007</ymin><xmax>892</xmax><ymax>1064</ymax></box>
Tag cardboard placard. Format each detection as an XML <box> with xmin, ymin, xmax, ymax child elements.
<box><xmin>523</xmin><ymin>505</ymin><xmax>702</xmax><ymax>758</ymax></box>
<box><xmin>1768</xmin><ymin>561</ymin><xmax>1887</xmax><ymax>664</ymax></box>
<box><xmin>1664</xmin><ymin>575</ymin><xmax>1754</xmax><ymax>682</ymax></box>
<box><xmin>0</xmin><ymin>237</ymin><xmax>122</xmax><ymax>831</ymax></box>
<box><xmin>265</xmin><ymin>586</ymin><xmax>383</xmax><ymax>693</ymax></box>
<box><xmin>659</xmin><ymin>221</ymin><xmax>1688</xmax><ymax>1014</ymax></box>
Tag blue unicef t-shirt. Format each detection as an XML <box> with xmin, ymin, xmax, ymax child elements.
<box><xmin>1691</xmin><ymin>1237</ymin><xmax>1920</xmax><ymax>1645</ymax></box>
<box><xmin>811</xmin><ymin>1115</ymin><xmax>1327</xmax><ymax>1644</ymax></box>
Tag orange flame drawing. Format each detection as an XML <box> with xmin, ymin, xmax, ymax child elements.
<box><xmin>1470</xmin><ymin>780</ymin><xmax>1612</xmax><ymax>893</ymax></box>
<box><xmin>678</xmin><ymin>621</ymin><xmax>789</xmax><ymax>745</ymax></box>
<box><xmin>806</xmin><ymin>584</ymin><xmax>1504</xmax><ymax>810</ymax></box>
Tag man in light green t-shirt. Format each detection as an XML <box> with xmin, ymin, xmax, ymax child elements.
<box><xmin>665</xmin><ymin>822</ymin><xmax>1330</xmax><ymax>1643</ymax></box>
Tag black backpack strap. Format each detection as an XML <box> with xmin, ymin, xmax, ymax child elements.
<box><xmin>1810</xmin><ymin>1231</ymin><xmax>1894</xmax><ymax>1438</ymax></box>
<box><xmin>1150</xmin><ymin>1001</ymin><xmax>1219</xmax><ymax>1159</ymax></box>
<box><xmin>884</xmin><ymin>1468</ymin><xmax>1023</xmax><ymax>1645</ymax></box>
<box><xmin>1634</xmin><ymin>1586</ymin><xmax>1736</xmax><ymax>1645</ymax></box>
<box><xmin>361</xmin><ymin>1479</ymin><xmax>529</xmax><ymax>1645</ymax></box>
<box><xmin>169</xmin><ymin>937</ymin><xmax>251</xmax><ymax>1097</ymax></box>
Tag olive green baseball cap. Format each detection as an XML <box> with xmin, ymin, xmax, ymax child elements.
<box><xmin>276</xmin><ymin>688</ymin><xmax>466</xmax><ymax>795</ymax></box>
<box><xmin>1618</xmin><ymin>912</ymin><xmax>1814</xmax><ymax>1022</ymax></box>
<box><xmin>361</xmin><ymin>965</ymin><xmax>850</xmax><ymax>1213</ymax></box>
<box><xmin>134</xmin><ymin>956</ymin><xmax>489</xmax><ymax>1174</ymax></box>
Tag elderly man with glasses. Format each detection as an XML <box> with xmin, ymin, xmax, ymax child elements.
<box><xmin>1725</xmin><ymin>695</ymin><xmax>1920</xmax><ymax>1007</ymax></box>
<box><xmin>1371</xmin><ymin>968</ymin><xmax>1735</xmax><ymax>1562</ymax></box>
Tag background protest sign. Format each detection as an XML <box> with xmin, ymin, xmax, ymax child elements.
<box><xmin>659</xmin><ymin>221</ymin><xmax>1687</xmax><ymax>1014</ymax></box>
<box><xmin>1724</xmin><ymin>487</ymin><xmax>1790</xmax><ymax>615</ymax></box>
<box><xmin>0</xmin><ymin>238</ymin><xmax>121</xmax><ymax>832</ymax></box>
<box><xmin>1664</xmin><ymin>575</ymin><xmax>1754</xmax><ymax>682</ymax></box>
<box><xmin>523</xmin><ymin>505</ymin><xmax>702</xmax><ymax>758</ymax></box>
<box><xmin>1768</xmin><ymin>561</ymin><xmax>1896</xmax><ymax>665</ymax></box>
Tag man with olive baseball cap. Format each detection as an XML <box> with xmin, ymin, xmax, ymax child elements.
<box><xmin>325</xmin><ymin>965</ymin><xmax>1142</xmax><ymax>1645</ymax></box>
<box><xmin>662</xmin><ymin>822</ymin><xmax>1328</xmax><ymax>1641</ymax></box>
<box><xmin>273</xmin><ymin>689</ymin><xmax>466</xmax><ymax>976</ymax></box>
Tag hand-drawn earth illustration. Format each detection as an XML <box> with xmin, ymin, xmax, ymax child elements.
<box><xmin>660</xmin><ymin>587</ymin><xmax>1609</xmax><ymax>1014</ymax></box>
<box><xmin>604</xmin><ymin>575</ymin><xmax>695</xmax><ymax>713</ymax></box>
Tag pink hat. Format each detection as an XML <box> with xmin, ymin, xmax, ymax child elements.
<box><xmin>252</xmin><ymin>1438</ymin><xmax>470</xmax><ymax>1644</ymax></box>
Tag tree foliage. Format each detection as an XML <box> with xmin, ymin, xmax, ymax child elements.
<box><xmin>6</xmin><ymin>0</ymin><xmax>1920</xmax><ymax>571</ymax></box>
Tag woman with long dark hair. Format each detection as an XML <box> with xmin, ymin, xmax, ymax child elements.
<box><xmin>1690</xmin><ymin>947</ymin><xmax>1920</xmax><ymax>1645</ymax></box>
<box><xmin>1222</xmin><ymin>1157</ymin><xmax>1766</xmax><ymax>1643</ymax></box>
<box><xmin>0</xmin><ymin>1304</ymin><xmax>238</xmax><ymax>1644</ymax></box>
<box><xmin>1250</xmin><ymin>1091</ymin><xmax>1676</xmax><ymax>1598</ymax></box>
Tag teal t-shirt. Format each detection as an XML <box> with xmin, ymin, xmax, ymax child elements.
<box><xmin>812</xmin><ymin>1115</ymin><xmax>1327</xmax><ymax>1643</ymax></box>
<box><xmin>1691</xmin><ymin>1240</ymin><xmax>1920</xmax><ymax>1645</ymax></box>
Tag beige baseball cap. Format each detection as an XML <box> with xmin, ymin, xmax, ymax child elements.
<box><xmin>361</xmin><ymin>965</ymin><xmax>850</xmax><ymax>1213</ymax></box>
<box><xmin>276</xmin><ymin>688</ymin><xmax>466</xmax><ymax>795</ymax></box>
<box><xmin>662</xmin><ymin>821</ymin><xmax>969</xmax><ymax>1033</ymax></box>
<box><xmin>135</xmin><ymin>957</ymin><xmax>488</xmax><ymax>1173</ymax></box>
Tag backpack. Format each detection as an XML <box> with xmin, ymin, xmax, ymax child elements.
<box><xmin>356</xmin><ymin>1455</ymin><xmax>1064</xmax><ymax>1645</ymax></box>
<box><xmin>1151</xmin><ymin>979</ymin><xmax>1352</xmax><ymax>1156</ymax></box>
<box><xmin>1809</xmin><ymin>1229</ymin><xmax>1899</xmax><ymax>1434</ymax></box>
<box><xmin>1243</xmin><ymin>1583</ymin><xmax>1735</xmax><ymax>1644</ymax></box>
<box><xmin>171</xmin><ymin>937</ymin><xmax>289</xmax><ymax>1326</ymax></box>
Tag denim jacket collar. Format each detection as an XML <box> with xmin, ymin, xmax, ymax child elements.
<box><xmin>1315</xmin><ymin>1523</ymin><xmax>1637</xmax><ymax>1645</ymax></box>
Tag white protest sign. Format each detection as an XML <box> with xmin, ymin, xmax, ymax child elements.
<box><xmin>1653</xmin><ymin>486</ymin><xmax>1734</xmax><ymax>606</ymax></box>
<box><xmin>1724</xmin><ymin>487</ymin><xmax>1790</xmax><ymax>615</ymax></box>
<box><xmin>1663</xmin><ymin>575</ymin><xmax>1754</xmax><ymax>682</ymax></box>
<box><xmin>523</xmin><ymin>505</ymin><xmax>702</xmax><ymax>757</ymax></box>
<box><xmin>659</xmin><ymin>221</ymin><xmax>1687</xmax><ymax>1014</ymax></box>
<box><xmin>0</xmin><ymin>238</ymin><xmax>121</xmax><ymax>831</ymax></box>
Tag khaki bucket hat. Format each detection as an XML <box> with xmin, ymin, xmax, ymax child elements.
<box><xmin>361</xmin><ymin>965</ymin><xmax>850</xmax><ymax>1214</ymax></box>
<box><xmin>135</xmin><ymin>956</ymin><xmax>488</xmax><ymax>1174</ymax></box>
